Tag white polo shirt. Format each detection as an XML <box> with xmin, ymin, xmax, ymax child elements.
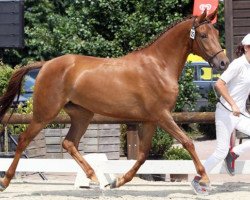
<box><xmin>219</xmin><ymin>54</ymin><xmax>250</xmax><ymax>114</ymax></box>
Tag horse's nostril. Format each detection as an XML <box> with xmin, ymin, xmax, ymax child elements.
<box><xmin>220</xmin><ymin>59</ymin><xmax>229</xmax><ymax>70</ymax></box>
<box><xmin>220</xmin><ymin>60</ymin><xmax>229</xmax><ymax>70</ymax></box>
<box><xmin>220</xmin><ymin>61</ymin><xmax>225</xmax><ymax>67</ymax></box>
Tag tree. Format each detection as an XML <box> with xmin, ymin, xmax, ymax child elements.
<box><xmin>2</xmin><ymin>0</ymin><xmax>193</xmax><ymax>65</ymax></box>
<box><xmin>2</xmin><ymin>1</ymin><xmax>225</xmax><ymax>66</ymax></box>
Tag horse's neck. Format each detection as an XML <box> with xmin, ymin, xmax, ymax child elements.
<box><xmin>145</xmin><ymin>20</ymin><xmax>192</xmax><ymax>79</ymax></box>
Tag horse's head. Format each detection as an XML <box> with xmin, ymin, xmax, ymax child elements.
<box><xmin>191</xmin><ymin>9</ymin><xmax>229</xmax><ymax>71</ymax></box>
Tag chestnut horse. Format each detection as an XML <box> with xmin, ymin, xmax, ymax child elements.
<box><xmin>0</xmin><ymin>9</ymin><xmax>228</xmax><ymax>191</ymax></box>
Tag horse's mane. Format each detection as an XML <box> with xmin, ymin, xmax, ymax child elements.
<box><xmin>135</xmin><ymin>15</ymin><xmax>194</xmax><ymax>51</ymax></box>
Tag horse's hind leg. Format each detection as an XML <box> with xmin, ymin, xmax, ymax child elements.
<box><xmin>110</xmin><ymin>122</ymin><xmax>156</xmax><ymax>188</ymax></box>
<box><xmin>0</xmin><ymin>120</ymin><xmax>46</xmax><ymax>191</ymax></box>
<box><xmin>62</xmin><ymin>103</ymin><xmax>98</xmax><ymax>182</ymax></box>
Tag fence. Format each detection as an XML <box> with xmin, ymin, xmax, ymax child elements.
<box><xmin>1</xmin><ymin>112</ymin><xmax>215</xmax><ymax>124</ymax></box>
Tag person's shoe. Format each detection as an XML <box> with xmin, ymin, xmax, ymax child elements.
<box><xmin>191</xmin><ymin>176</ymin><xmax>210</xmax><ymax>195</ymax></box>
<box><xmin>224</xmin><ymin>149</ymin><xmax>239</xmax><ymax>176</ymax></box>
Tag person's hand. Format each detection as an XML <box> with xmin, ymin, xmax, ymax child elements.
<box><xmin>231</xmin><ymin>104</ymin><xmax>240</xmax><ymax>117</ymax></box>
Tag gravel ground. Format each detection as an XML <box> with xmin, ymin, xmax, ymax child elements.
<box><xmin>1</xmin><ymin>176</ymin><xmax>250</xmax><ymax>200</ymax></box>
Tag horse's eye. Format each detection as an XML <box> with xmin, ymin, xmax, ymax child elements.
<box><xmin>201</xmin><ymin>33</ymin><xmax>208</xmax><ymax>39</ymax></box>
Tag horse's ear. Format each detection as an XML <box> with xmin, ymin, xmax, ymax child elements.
<box><xmin>196</xmin><ymin>9</ymin><xmax>207</xmax><ymax>24</ymax></box>
<box><xmin>206</xmin><ymin>7</ymin><xmax>218</xmax><ymax>22</ymax></box>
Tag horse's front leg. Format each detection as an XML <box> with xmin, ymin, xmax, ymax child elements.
<box><xmin>158</xmin><ymin>110</ymin><xmax>210</xmax><ymax>185</ymax></box>
<box><xmin>110</xmin><ymin>122</ymin><xmax>156</xmax><ymax>188</ymax></box>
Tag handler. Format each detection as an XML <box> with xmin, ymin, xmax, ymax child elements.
<box><xmin>192</xmin><ymin>33</ymin><xmax>250</xmax><ymax>195</ymax></box>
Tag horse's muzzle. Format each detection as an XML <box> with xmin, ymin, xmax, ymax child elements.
<box><xmin>210</xmin><ymin>56</ymin><xmax>229</xmax><ymax>71</ymax></box>
<box><xmin>219</xmin><ymin>59</ymin><xmax>229</xmax><ymax>70</ymax></box>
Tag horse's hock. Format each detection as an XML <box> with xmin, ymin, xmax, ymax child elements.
<box><xmin>44</xmin><ymin>124</ymin><xmax>120</xmax><ymax>159</ymax></box>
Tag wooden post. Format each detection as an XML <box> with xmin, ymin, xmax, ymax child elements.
<box><xmin>4</xmin><ymin>127</ymin><xmax>8</xmax><ymax>153</ymax></box>
<box><xmin>126</xmin><ymin>124</ymin><xmax>139</xmax><ymax>160</ymax></box>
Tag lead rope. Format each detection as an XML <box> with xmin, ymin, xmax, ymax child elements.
<box><xmin>211</xmin><ymin>77</ymin><xmax>250</xmax><ymax>119</ymax></box>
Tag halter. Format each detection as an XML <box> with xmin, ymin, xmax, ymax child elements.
<box><xmin>189</xmin><ymin>18</ymin><xmax>224</xmax><ymax>67</ymax></box>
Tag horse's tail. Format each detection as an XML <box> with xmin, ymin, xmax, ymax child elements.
<box><xmin>0</xmin><ymin>61</ymin><xmax>46</xmax><ymax>123</ymax></box>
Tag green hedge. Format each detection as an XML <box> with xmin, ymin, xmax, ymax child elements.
<box><xmin>0</xmin><ymin>62</ymin><xmax>14</xmax><ymax>96</ymax></box>
<box><xmin>164</xmin><ymin>146</ymin><xmax>192</xmax><ymax>160</ymax></box>
<box><xmin>2</xmin><ymin>0</ymin><xmax>193</xmax><ymax>65</ymax></box>
<box><xmin>150</xmin><ymin>127</ymin><xmax>173</xmax><ymax>159</ymax></box>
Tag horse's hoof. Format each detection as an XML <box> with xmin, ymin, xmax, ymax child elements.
<box><xmin>0</xmin><ymin>181</ymin><xmax>6</xmax><ymax>192</ymax></box>
<box><xmin>109</xmin><ymin>178</ymin><xmax>119</xmax><ymax>189</ymax></box>
<box><xmin>90</xmin><ymin>174</ymin><xmax>99</xmax><ymax>183</ymax></box>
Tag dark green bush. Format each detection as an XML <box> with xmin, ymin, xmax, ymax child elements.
<box><xmin>163</xmin><ymin>146</ymin><xmax>191</xmax><ymax>160</ymax></box>
<box><xmin>2</xmin><ymin>0</ymin><xmax>193</xmax><ymax>65</ymax></box>
<box><xmin>0</xmin><ymin>63</ymin><xmax>14</xmax><ymax>96</ymax></box>
<box><xmin>120</xmin><ymin>124</ymin><xmax>128</xmax><ymax>156</ymax></box>
<box><xmin>150</xmin><ymin>127</ymin><xmax>173</xmax><ymax>159</ymax></box>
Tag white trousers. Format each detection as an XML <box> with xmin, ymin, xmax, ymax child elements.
<box><xmin>204</xmin><ymin>103</ymin><xmax>250</xmax><ymax>173</ymax></box>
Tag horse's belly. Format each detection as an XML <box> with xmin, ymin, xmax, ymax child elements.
<box><xmin>70</xmin><ymin>89</ymin><xmax>148</xmax><ymax>119</ymax></box>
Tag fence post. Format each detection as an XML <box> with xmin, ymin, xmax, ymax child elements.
<box><xmin>126</xmin><ymin>124</ymin><xmax>139</xmax><ymax>160</ymax></box>
<box><xmin>4</xmin><ymin>127</ymin><xmax>8</xmax><ymax>153</ymax></box>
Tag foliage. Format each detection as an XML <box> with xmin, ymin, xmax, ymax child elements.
<box><xmin>163</xmin><ymin>146</ymin><xmax>192</xmax><ymax>160</ymax></box>
<box><xmin>216</xmin><ymin>1</ymin><xmax>225</xmax><ymax>48</ymax></box>
<box><xmin>2</xmin><ymin>0</ymin><xmax>225</xmax><ymax>66</ymax></box>
<box><xmin>150</xmin><ymin>127</ymin><xmax>174</xmax><ymax>159</ymax></box>
<box><xmin>0</xmin><ymin>62</ymin><xmax>14</xmax><ymax>96</ymax></box>
<box><xmin>175</xmin><ymin>63</ymin><xmax>201</xmax><ymax>112</ymax></box>
<box><xmin>2</xmin><ymin>0</ymin><xmax>192</xmax><ymax>65</ymax></box>
<box><xmin>120</xmin><ymin>124</ymin><xmax>128</xmax><ymax>156</ymax></box>
<box><xmin>206</xmin><ymin>89</ymin><xmax>218</xmax><ymax>111</ymax></box>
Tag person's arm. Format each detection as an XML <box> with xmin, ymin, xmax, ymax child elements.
<box><xmin>215</xmin><ymin>79</ymin><xmax>240</xmax><ymax>116</ymax></box>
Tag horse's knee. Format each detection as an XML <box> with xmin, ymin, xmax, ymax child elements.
<box><xmin>62</xmin><ymin>139</ymin><xmax>74</xmax><ymax>152</ymax></box>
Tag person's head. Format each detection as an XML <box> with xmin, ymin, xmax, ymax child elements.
<box><xmin>235</xmin><ymin>33</ymin><xmax>250</xmax><ymax>57</ymax></box>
